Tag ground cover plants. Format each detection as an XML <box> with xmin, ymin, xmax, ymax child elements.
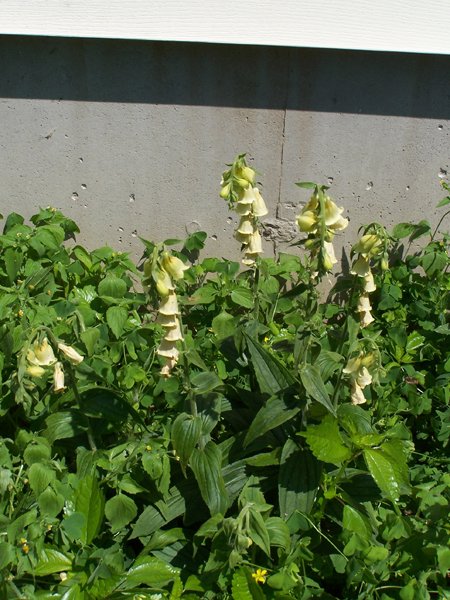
<box><xmin>0</xmin><ymin>156</ymin><xmax>449</xmax><ymax>599</ymax></box>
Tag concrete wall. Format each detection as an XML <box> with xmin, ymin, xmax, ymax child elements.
<box><xmin>0</xmin><ymin>36</ymin><xmax>449</xmax><ymax>265</ymax></box>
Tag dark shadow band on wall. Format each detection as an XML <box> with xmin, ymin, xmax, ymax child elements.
<box><xmin>0</xmin><ymin>35</ymin><xmax>449</xmax><ymax>119</ymax></box>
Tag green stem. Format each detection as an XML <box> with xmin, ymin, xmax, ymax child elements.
<box><xmin>252</xmin><ymin>262</ymin><xmax>260</xmax><ymax>321</ymax></box>
<box><xmin>68</xmin><ymin>364</ymin><xmax>97</xmax><ymax>451</ymax></box>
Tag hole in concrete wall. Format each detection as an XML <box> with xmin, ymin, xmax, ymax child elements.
<box><xmin>129</xmin><ymin>194</ymin><xmax>135</xmax><ymax>203</ymax></box>
<box><xmin>131</xmin><ymin>230</ymin><xmax>137</xmax><ymax>237</ymax></box>
<box><xmin>81</xmin><ymin>184</ymin><xmax>87</xmax><ymax>190</ymax></box>
<box><xmin>327</xmin><ymin>176</ymin><xmax>334</xmax><ymax>185</ymax></box>
<box><xmin>71</xmin><ymin>192</ymin><xmax>78</xmax><ymax>201</ymax></box>
<box><xmin>438</xmin><ymin>124</ymin><xmax>443</xmax><ymax>130</ymax></box>
<box><xmin>365</xmin><ymin>181</ymin><xmax>373</xmax><ymax>191</ymax></box>
<box><xmin>439</xmin><ymin>168</ymin><xmax>447</xmax><ymax>179</ymax></box>
<box><xmin>211</xmin><ymin>235</ymin><xmax>217</xmax><ymax>241</ymax></box>
<box><xmin>118</xmin><ymin>226</ymin><xmax>124</xmax><ymax>232</ymax></box>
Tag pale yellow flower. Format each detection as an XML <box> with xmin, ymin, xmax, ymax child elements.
<box><xmin>247</xmin><ymin>230</ymin><xmax>263</xmax><ymax>254</ymax></box>
<box><xmin>235</xmin><ymin>201</ymin><xmax>252</xmax><ymax>216</ymax></box>
<box><xmin>351</xmin><ymin>256</ymin><xmax>371</xmax><ymax>277</ymax></box>
<box><xmin>323</xmin><ymin>197</ymin><xmax>345</xmax><ymax>227</ymax></box>
<box><xmin>360</xmin><ymin>309</ymin><xmax>375</xmax><ymax>328</ymax></box>
<box><xmin>156</xmin><ymin>313</ymin><xmax>179</xmax><ymax>328</ymax></box>
<box><xmin>27</xmin><ymin>338</ymin><xmax>56</xmax><ymax>367</ymax></box>
<box><xmin>350</xmin><ymin>380</ymin><xmax>367</xmax><ymax>405</ymax></box>
<box><xmin>58</xmin><ymin>342</ymin><xmax>84</xmax><ymax>365</ymax></box>
<box><xmin>155</xmin><ymin>268</ymin><xmax>174</xmax><ymax>297</ymax></box>
<box><xmin>239</xmin><ymin>186</ymin><xmax>257</xmax><ymax>205</ymax></box>
<box><xmin>157</xmin><ymin>340</ymin><xmax>180</xmax><ymax>360</ymax></box>
<box><xmin>363</xmin><ymin>272</ymin><xmax>377</xmax><ymax>292</ymax></box>
<box><xmin>251</xmin><ymin>188</ymin><xmax>268</xmax><ymax>217</ymax></box>
<box><xmin>161</xmin><ymin>253</ymin><xmax>189</xmax><ymax>281</ymax></box>
<box><xmin>353</xmin><ymin>234</ymin><xmax>382</xmax><ymax>257</ymax></box>
<box><xmin>26</xmin><ymin>364</ymin><xmax>46</xmax><ymax>378</ymax></box>
<box><xmin>158</xmin><ymin>292</ymin><xmax>179</xmax><ymax>316</ymax></box>
<box><xmin>164</xmin><ymin>318</ymin><xmax>184</xmax><ymax>342</ymax></box>
<box><xmin>53</xmin><ymin>362</ymin><xmax>65</xmax><ymax>393</ymax></box>
<box><xmin>237</xmin><ymin>217</ymin><xmax>255</xmax><ymax>235</ymax></box>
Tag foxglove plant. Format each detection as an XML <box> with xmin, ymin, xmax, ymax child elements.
<box><xmin>220</xmin><ymin>154</ymin><xmax>268</xmax><ymax>265</ymax></box>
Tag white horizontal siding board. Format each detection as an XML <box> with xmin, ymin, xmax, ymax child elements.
<box><xmin>0</xmin><ymin>0</ymin><xmax>449</xmax><ymax>55</ymax></box>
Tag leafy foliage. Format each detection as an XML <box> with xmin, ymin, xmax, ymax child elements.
<box><xmin>0</xmin><ymin>173</ymin><xmax>449</xmax><ymax>599</ymax></box>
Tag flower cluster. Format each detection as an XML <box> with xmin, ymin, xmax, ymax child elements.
<box><xmin>144</xmin><ymin>249</ymin><xmax>189</xmax><ymax>377</ymax></box>
<box><xmin>26</xmin><ymin>337</ymin><xmax>84</xmax><ymax>392</ymax></box>
<box><xmin>296</xmin><ymin>187</ymin><xmax>348</xmax><ymax>273</ymax></box>
<box><xmin>343</xmin><ymin>351</ymin><xmax>376</xmax><ymax>405</ymax></box>
<box><xmin>220</xmin><ymin>154</ymin><xmax>268</xmax><ymax>266</ymax></box>
<box><xmin>351</xmin><ymin>233</ymin><xmax>383</xmax><ymax>327</ymax></box>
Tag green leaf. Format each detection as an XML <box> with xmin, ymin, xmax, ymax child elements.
<box><xmin>125</xmin><ymin>556</ymin><xmax>179</xmax><ymax>587</ymax></box>
<box><xmin>0</xmin><ymin>542</ymin><xmax>14</xmax><ymax>570</ymax></box>
<box><xmin>421</xmin><ymin>249</ymin><xmax>448</xmax><ymax>276</ymax></box>
<box><xmin>300</xmin><ymin>364</ymin><xmax>336</xmax><ymax>416</ymax></box>
<box><xmin>231</xmin><ymin>568</ymin><xmax>266</xmax><ymax>600</ymax></box>
<box><xmin>392</xmin><ymin>222</ymin><xmax>417</xmax><ymax>239</ymax></box>
<box><xmin>4</xmin><ymin>248</ymin><xmax>22</xmax><ymax>283</ymax></box>
<box><xmin>248</xmin><ymin>508</ymin><xmax>271</xmax><ymax>556</ymax></box>
<box><xmin>405</xmin><ymin>331</ymin><xmax>425</xmax><ymax>353</ymax></box>
<box><xmin>33</xmin><ymin>549</ymin><xmax>72</xmax><ymax>576</ymax></box>
<box><xmin>28</xmin><ymin>462</ymin><xmax>56</xmax><ymax>495</ymax></box>
<box><xmin>190</xmin><ymin>442</ymin><xmax>229</xmax><ymax>516</ymax></box>
<box><xmin>437</xmin><ymin>195</ymin><xmax>450</xmax><ymax>208</ymax></box>
<box><xmin>245</xmin><ymin>396</ymin><xmax>300</xmax><ymax>447</ymax></box>
<box><xmin>105</xmin><ymin>494</ymin><xmax>137</xmax><ymax>532</ymax></box>
<box><xmin>44</xmin><ymin>411</ymin><xmax>87</xmax><ymax>443</ymax></box>
<box><xmin>265</xmin><ymin>517</ymin><xmax>291</xmax><ymax>551</ymax></box>
<box><xmin>295</xmin><ymin>181</ymin><xmax>317</xmax><ymax>189</ymax></box>
<box><xmin>80</xmin><ymin>327</ymin><xmax>101</xmax><ymax>356</ymax></box>
<box><xmin>279</xmin><ymin>440</ymin><xmax>321</xmax><ymax>519</ymax></box>
<box><xmin>190</xmin><ymin>371</ymin><xmax>222</xmax><ymax>393</ymax></box>
<box><xmin>244</xmin><ymin>333</ymin><xmax>296</xmax><ymax>395</ymax></box>
<box><xmin>171</xmin><ymin>413</ymin><xmax>202</xmax><ymax>469</ymax></box>
<box><xmin>231</xmin><ymin>287</ymin><xmax>254</xmax><ymax>308</ymax></box>
<box><xmin>38</xmin><ymin>487</ymin><xmax>64</xmax><ymax>518</ymax></box>
<box><xmin>98</xmin><ymin>275</ymin><xmax>127</xmax><ymax>298</ymax></box>
<box><xmin>363</xmin><ymin>439</ymin><xmax>411</xmax><ymax>501</ymax></box>
<box><xmin>74</xmin><ymin>475</ymin><xmax>105</xmax><ymax>544</ymax></box>
<box><xmin>342</xmin><ymin>505</ymin><xmax>372</xmax><ymax>540</ymax></box>
<box><xmin>300</xmin><ymin>415</ymin><xmax>352</xmax><ymax>466</ymax></box>
<box><xmin>106</xmin><ymin>306</ymin><xmax>128</xmax><ymax>339</ymax></box>
<box><xmin>185</xmin><ymin>284</ymin><xmax>217</xmax><ymax>305</ymax></box>
<box><xmin>211</xmin><ymin>311</ymin><xmax>236</xmax><ymax>340</ymax></box>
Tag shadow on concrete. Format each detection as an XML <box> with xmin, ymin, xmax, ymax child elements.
<box><xmin>0</xmin><ymin>35</ymin><xmax>449</xmax><ymax>119</ymax></box>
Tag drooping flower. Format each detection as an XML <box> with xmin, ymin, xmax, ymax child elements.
<box><xmin>53</xmin><ymin>362</ymin><xmax>66</xmax><ymax>393</ymax></box>
<box><xmin>26</xmin><ymin>364</ymin><xmax>46</xmax><ymax>378</ymax></box>
<box><xmin>343</xmin><ymin>352</ymin><xmax>376</xmax><ymax>405</ymax></box>
<box><xmin>161</xmin><ymin>253</ymin><xmax>189</xmax><ymax>281</ymax></box>
<box><xmin>27</xmin><ymin>338</ymin><xmax>57</xmax><ymax>367</ymax></box>
<box><xmin>158</xmin><ymin>292</ymin><xmax>180</xmax><ymax>316</ymax></box>
<box><xmin>58</xmin><ymin>342</ymin><xmax>84</xmax><ymax>364</ymax></box>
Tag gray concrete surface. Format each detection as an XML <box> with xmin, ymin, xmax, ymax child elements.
<box><xmin>0</xmin><ymin>36</ymin><xmax>449</xmax><ymax>267</ymax></box>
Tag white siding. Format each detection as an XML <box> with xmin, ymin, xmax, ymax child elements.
<box><xmin>0</xmin><ymin>0</ymin><xmax>449</xmax><ymax>54</ymax></box>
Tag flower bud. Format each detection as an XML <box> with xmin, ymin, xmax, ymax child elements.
<box><xmin>353</xmin><ymin>234</ymin><xmax>382</xmax><ymax>256</ymax></box>
<box><xmin>26</xmin><ymin>364</ymin><xmax>46</xmax><ymax>378</ymax></box>
<box><xmin>297</xmin><ymin>210</ymin><xmax>317</xmax><ymax>232</ymax></box>
<box><xmin>220</xmin><ymin>182</ymin><xmax>231</xmax><ymax>198</ymax></box>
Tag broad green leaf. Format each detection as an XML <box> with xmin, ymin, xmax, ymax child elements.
<box><xmin>106</xmin><ymin>305</ymin><xmax>128</xmax><ymax>339</ymax></box>
<box><xmin>74</xmin><ymin>475</ymin><xmax>105</xmax><ymax>544</ymax></box>
<box><xmin>44</xmin><ymin>411</ymin><xmax>87</xmax><ymax>443</ymax></box>
<box><xmin>299</xmin><ymin>364</ymin><xmax>336</xmax><ymax>416</ymax></box>
<box><xmin>105</xmin><ymin>494</ymin><xmax>137</xmax><ymax>532</ymax></box>
<box><xmin>98</xmin><ymin>275</ymin><xmax>127</xmax><ymax>298</ymax></box>
<box><xmin>125</xmin><ymin>556</ymin><xmax>179</xmax><ymax>587</ymax></box>
<box><xmin>23</xmin><ymin>443</ymin><xmax>51</xmax><ymax>465</ymax></box>
<box><xmin>342</xmin><ymin>505</ymin><xmax>372</xmax><ymax>540</ymax></box>
<box><xmin>231</xmin><ymin>568</ymin><xmax>266</xmax><ymax>600</ymax></box>
<box><xmin>38</xmin><ymin>487</ymin><xmax>64</xmax><ymax>518</ymax></box>
<box><xmin>405</xmin><ymin>331</ymin><xmax>425</xmax><ymax>353</ymax></box>
<box><xmin>245</xmin><ymin>396</ymin><xmax>300</xmax><ymax>447</ymax></box>
<box><xmin>211</xmin><ymin>311</ymin><xmax>236</xmax><ymax>340</ymax></box>
<box><xmin>190</xmin><ymin>371</ymin><xmax>222</xmax><ymax>393</ymax></box>
<box><xmin>265</xmin><ymin>517</ymin><xmax>291</xmax><ymax>551</ymax></box>
<box><xmin>171</xmin><ymin>413</ymin><xmax>202</xmax><ymax>469</ymax></box>
<box><xmin>248</xmin><ymin>508</ymin><xmax>271</xmax><ymax>556</ymax></box>
<box><xmin>391</xmin><ymin>222</ymin><xmax>417</xmax><ymax>239</ymax></box>
<box><xmin>28</xmin><ymin>462</ymin><xmax>56</xmax><ymax>495</ymax></box>
<box><xmin>185</xmin><ymin>284</ymin><xmax>217</xmax><ymax>305</ymax></box>
<box><xmin>4</xmin><ymin>248</ymin><xmax>22</xmax><ymax>283</ymax></box>
<box><xmin>33</xmin><ymin>548</ymin><xmax>72</xmax><ymax>576</ymax></box>
<box><xmin>0</xmin><ymin>542</ymin><xmax>14</xmax><ymax>570</ymax></box>
<box><xmin>80</xmin><ymin>327</ymin><xmax>100</xmax><ymax>355</ymax></box>
<box><xmin>437</xmin><ymin>195</ymin><xmax>450</xmax><ymax>207</ymax></box>
<box><xmin>190</xmin><ymin>442</ymin><xmax>229</xmax><ymax>516</ymax></box>
<box><xmin>301</xmin><ymin>415</ymin><xmax>352</xmax><ymax>466</ymax></box>
<box><xmin>421</xmin><ymin>249</ymin><xmax>447</xmax><ymax>276</ymax></box>
<box><xmin>245</xmin><ymin>333</ymin><xmax>296</xmax><ymax>395</ymax></box>
<box><xmin>363</xmin><ymin>439</ymin><xmax>411</xmax><ymax>501</ymax></box>
<box><xmin>279</xmin><ymin>440</ymin><xmax>321</xmax><ymax>519</ymax></box>
<box><xmin>231</xmin><ymin>287</ymin><xmax>254</xmax><ymax>308</ymax></box>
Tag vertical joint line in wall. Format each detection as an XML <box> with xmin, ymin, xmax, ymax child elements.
<box><xmin>274</xmin><ymin>48</ymin><xmax>291</xmax><ymax>255</ymax></box>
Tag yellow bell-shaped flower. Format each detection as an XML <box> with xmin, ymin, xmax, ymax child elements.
<box><xmin>53</xmin><ymin>361</ymin><xmax>66</xmax><ymax>393</ymax></box>
<box><xmin>158</xmin><ymin>292</ymin><xmax>179</xmax><ymax>316</ymax></box>
<box><xmin>161</xmin><ymin>253</ymin><xmax>189</xmax><ymax>281</ymax></box>
<box><xmin>27</xmin><ymin>338</ymin><xmax>57</xmax><ymax>367</ymax></box>
<box><xmin>251</xmin><ymin>188</ymin><xmax>268</xmax><ymax>217</ymax></box>
<box><xmin>58</xmin><ymin>342</ymin><xmax>84</xmax><ymax>365</ymax></box>
<box><xmin>297</xmin><ymin>210</ymin><xmax>318</xmax><ymax>233</ymax></box>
